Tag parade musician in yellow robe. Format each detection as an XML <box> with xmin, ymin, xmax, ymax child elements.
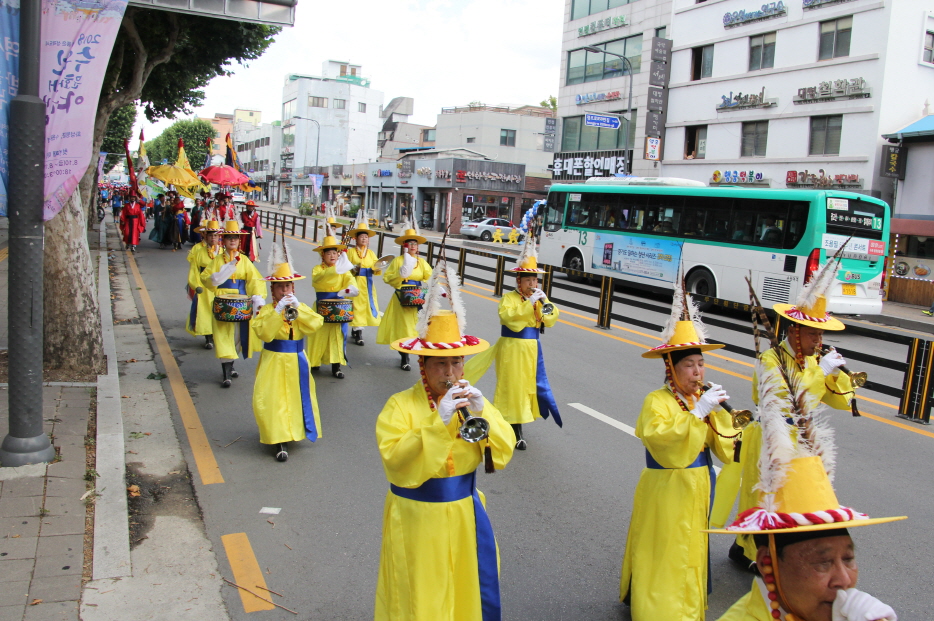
<box><xmin>251</xmin><ymin>240</ymin><xmax>324</xmax><ymax>462</ymax></box>
<box><xmin>375</xmin><ymin>261</ymin><xmax>515</xmax><ymax>621</ymax></box>
<box><xmin>464</xmin><ymin>235</ymin><xmax>561</xmax><ymax>450</ymax></box>
<box><xmin>621</xmin><ymin>286</ymin><xmax>734</xmax><ymax>621</ymax></box>
<box><xmin>185</xmin><ymin>220</ymin><xmax>221</xmax><ymax>350</ymax></box>
<box><xmin>306</xmin><ymin>229</ymin><xmax>358</xmax><ymax>379</ymax></box>
<box><xmin>201</xmin><ymin>220</ymin><xmax>267</xmax><ymax>387</ymax></box>
<box><xmin>346</xmin><ymin>211</ymin><xmax>382</xmax><ymax>346</ymax></box>
<box><xmin>376</xmin><ymin>220</ymin><xmax>431</xmax><ymax>371</ymax></box>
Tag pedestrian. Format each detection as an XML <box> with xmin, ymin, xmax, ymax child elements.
<box><xmin>306</xmin><ymin>227</ymin><xmax>358</xmax><ymax>379</ymax></box>
<box><xmin>376</xmin><ymin>218</ymin><xmax>431</xmax><ymax>371</ymax></box>
<box><xmin>201</xmin><ymin>220</ymin><xmax>267</xmax><ymax>387</ymax></box>
<box><xmin>464</xmin><ymin>235</ymin><xmax>561</xmax><ymax>451</ymax></box>
<box><xmin>119</xmin><ymin>192</ymin><xmax>146</xmax><ymax>252</ymax></box>
<box><xmin>252</xmin><ymin>238</ymin><xmax>324</xmax><ymax>462</ymax></box>
<box><xmin>239</xmin><ymin>200</ymin><xmax>262</xmax><ymax>261</ymax></box>
<box><xmin>189</xmin><ymin>199</ymin><xmax>204</xmax><ymax>245</ymax></box>
<box><xmin>374</xmin><ymin>262</ymin><xmax>515</xmax><ymax>621</ymax></box>
<box><xmin>620</xmin><ymin>278</ymin><xmax>734</xmax><ymax>621</ymax></box>
<box><xmin>922</xmin><ymin>299</ymin><xmax>934</xmax><ymax>317</ymax></box>
<box><xmin>346</xmin><ymin>210</ymin><xmax>382</xmax><ymax>346</ymax></box>
<box><xmin>185</xmin><ymin>220</ymin><xmax>221</xmax><ymax>350</ymax></box>
<box><xmin>169</xmin><ymin>196</ymin><xmax>190</xmax><ymax>251</ymax></box>
<box><xmin>111</xmin><ymin>189</ymin><xmax>124</xmax><ymax>221</ymax></box>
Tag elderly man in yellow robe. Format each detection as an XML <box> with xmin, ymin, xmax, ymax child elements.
<box><xmin>306</xmin><ymin>227</ymin><xmax>358</xmax><ymax>379</ymax></box>
<box><xmin>464</xmin><ymin>236</ymin><xmax>561</xmax><ymax>450</ymax></box>
<box><xmin>375</xmin><ymin>260</ymin><xmax>515</xmax><ymax>621</ymax></box>
<box><xmin>346</xmin><ymin>211</ymin><xmax>382</xmax><ymax>346</ymax></box>
<box><xmin>376</xmin><ymin>219</ymin><xmax>431</xmax><ymax>371</ymax></box>
<box><xmin>252</xmin><ymin>240</ymin><xmax>324</xmax><ymax>462</ymax></box>
<box><xmin>185</xmin><ymin>220</ymin><xmax>221</xmax><ymax>350</ymax></box>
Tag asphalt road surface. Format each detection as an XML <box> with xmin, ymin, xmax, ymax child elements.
<box><xmin>122</xmin><ymin>229</ymin><xmax>932</xmax><ymax>621</ymax></box>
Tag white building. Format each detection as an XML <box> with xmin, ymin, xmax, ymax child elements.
<box><xmin>234</xmin><ymin>120</ymin><xmax>283</xmax><ymax>202</ymax></box>
<box><xmin>660</xmin><ymin>0</ymin><xmax>934</xmax><ymax>208</ymax></box>
<box><xmin>279</xmin><ymin>61</ymin><xmax>384</xmax><ymax>206</ymax></box>
<box><xmin>376</xmin><ymin>97</ymin><xmax>435</xmax><ymax>161</ymax></box>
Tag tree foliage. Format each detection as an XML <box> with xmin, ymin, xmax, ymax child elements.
<box><xmin>540</xmin><ymin>95</ymin><xmax>557</xmax><ymax>112</ymax></box>
<box><xmin>144</xmin><ymin>118</ymin><xmax>216</xmax><ymax>168</ymax></box>
<box><xmin>100</xmin><ymin>104</ymin><xmax>137</xmax><ymax>170</ymax></box>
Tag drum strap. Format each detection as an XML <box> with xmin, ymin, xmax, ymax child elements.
<box><xmin>263</xmin><ymin>338</ymin><xmax>318</xmax><ymax>442</ymax></box>
<box><xmin>316</xmin><ymin>292</ymin><xmax>350</xmax><ymax>356</ymax></box>
<box><xmin>357</xmin><ymin>268</ymin><xmax>378</xmax><ymax>318</ymax></box>
<box><xmin>219</xmin><ymin>279</ymin><xmax>246</xmax><ymax>294</ymax></box>
<box><xmin>500</xmin><ymin>326</ymin><xmax>562</xmax><ymax>428</ymax></box>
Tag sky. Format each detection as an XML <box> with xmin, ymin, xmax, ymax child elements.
<box><xmin>133</xmin><ymin>0</ymin><xmax>567</xmax><ymax>142</ymax></box>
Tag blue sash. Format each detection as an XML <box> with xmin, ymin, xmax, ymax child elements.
<box><xmin>218</xmin><ymin>279</ymin><xmax>251</xmax><ymax>359</ymax></box>
<box><xmin>263</xmin><ymin>338</ymin><xmax>317</xmax><ymax>442</ymax></box>
<box><xmin>357</xmin><ymin>267</ymin><xmax>378</xmax><ymax>318</ymax></box>
<box><xmin>391</xmin><ymin>472</ymin><xmax>500</xmax><ymax>621</ymax></box>
<box><xmin>500</xmin><ymin>326</ymin><xmax>562</xmax><ymax>427</ymax></box>
<box><xmin>316</xmin><ymin>291</ymin><xmax>349</xmax><ymax>354</ymax></box>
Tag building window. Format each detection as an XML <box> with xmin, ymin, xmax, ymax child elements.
<box><xmin>500</xmin><ymin>129</ymin><xmax>516</xmax><ymax>147</ymax></box>
<box><xmin>282</xmin><ymin>99</ymin><xmax>296</xmax><ymax>121</ymax></box>
<box><xmin>561</xmin><ymin>111</ymin><xmax>635</xmax><ymax>151</ymax></box>
<box><xmin>422</xmin><ymin>128</ymin><xmax>436</xmax><ymax>142</ymax></box>
<box><xmin>655</xmin><ymin>26</ymin><xmax>667</xmax><ymax>39</ymax></box>
<box><xmin>309</xmin><ymin>96</ymin><xmax>328</xmax><ymax>108</ymax></box>
<box><xmin>924</xmin><ymin>31</ymin><xmax>934</xmax><ymax>63</ymax></box>
<box><xmin>818</xmin><ymin>17</ymin><xmax>852</xmax><ymax>60</ymax></box>
<box><xmin>741</xmin><ymin>121</ymin><xmax>768</xmax><ymax>157</ymax></box>
<box><xmin>749</xmin><ymin>32</ymin><xmax>776</xmax><ymax>70</ymax></box>
<box><xmin>340</xmin><ymin>64</ymin><xmax>348</xmax><ymax>76</ymax></box>
<box><xmin>566</xmin><ymin>34</ymin><xmax>642</xmax><ymax>85</ymax></box>
<box><xmin>809</xmin><ymin>115</ymin><xmax>842</xmax><ymax>155</ymax></box>
<box><xmin>358</xmin><ymin>102</ymin><xmax>367</xmax><ymax>113</ymax></box>
<box><xmin>333</xmin><ymin>99</ymin><xmax>346</xmax><ymax>109</ymax></box>
<box><xmin>685</xmin><ymin>125</ymin><xmax>707</xmax><ymax>159</ymax></box>
<box><xmin>571</xmin><ymin>0</ymin><xmax>632</xmax><ymax>21</ymax></box>
<box><xmin>691</xmin><ymin>45</ymin><xmax>714</xmax><ymax>80</ymax></box>
<box><xmin>466</xmin><ymin>137</ymin><xmax>476</xmax><ymax>144</ymax></box>
<box><xmin>282</xmin><ymin>125</ymin><xmax>295</xmax><ymax>148</ymax></box>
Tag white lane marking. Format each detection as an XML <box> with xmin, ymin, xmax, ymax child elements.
<box><xmin>567</xmin><ymin>402</ymin><xmax>721</xmax><ymax>474</ymax></box>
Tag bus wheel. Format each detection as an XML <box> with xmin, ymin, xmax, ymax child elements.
<box><xmin>686</xmin><ymin>268</ymin><xmax>716</xmax><ymax>309</ymax></box>
<box><xmin>565</xmin><ymin>250</ymin><xmax>587</xmax><ymax>283</ymax></box>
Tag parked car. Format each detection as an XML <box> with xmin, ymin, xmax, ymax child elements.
<box><xmin>231</xmin><ymin>191</ymin><xmax>246</xmax><ymax>204</ymax></box>
<box><xmin>459</xmin><ymin>218</ymin><xmax>523</xmax><ymax>241</ymax></box>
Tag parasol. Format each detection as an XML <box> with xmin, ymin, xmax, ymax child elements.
<box><xmin>200</xmin><ymin>165</ymin><xmax>249</xmax><ymax>186</ymax></box>
<box><xmin>145</xmin><ymin>164</ymin><xmax>203</xmax><ymax>188</ymax></box>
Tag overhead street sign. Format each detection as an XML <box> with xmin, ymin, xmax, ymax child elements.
<box><xmin>585</xmin><ymin>113</ymin><xmax>621</xmax><ymax>130</ymax></box>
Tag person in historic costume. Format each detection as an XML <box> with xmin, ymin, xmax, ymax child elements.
<box><xmin>169</xmin><ymin>195</ymin><xmax>190</xmax><ymax>251</ymax></box>
<box><xmin>185</xmin><ymin>220</ymin><xmax>222</xmax><ymax>350</ymax></box>
<box><xmin>620</xmin><ymin>277</ymin><xmax>735</xmax><ymax>621</ymax></box>
<box><xmin>708</xmin><ymin>341</ymin><xmax>905</xmax><ymax>621</ymax></box>
<box><xmin>240</xmin><ymin>200</ymin><xmax>263</xmax><ymax>261</ymax></box>
<box><xmin>119</xmin><ymin>191</ymin><xmax>147</xmax><ymax>253</ymax></box>
<box><xmin>158</xmin><ymin>191</ymin><xmax>180</xmax><ymax>249</ymax></box>
<box><xmin>376</xmin><ymin>218</ymin><xmax>431</xmax><ymax>371</ymax></box>
<box><xmin>306</xmin><ymin>227</ymin><xmax>358</xmax><ymax>379</ymax></box>
<box><xmin>252</xmin><ymin>238</ymin><xmax>325</xmax><ymax>462</ymax></box>
<box><xmin>464</xmin><ymin>235</ymin><xmax>561</xmax><ymax>451</ymax></box>
<box><xmin>201</xmin><ymin>220</ymin><xmax>267</xmax><ymax>387</ymax></box>
<box><xmin>374</xmin><ymin>258</ymin><xmax>515</xmax><ymax>621</ymax></box>
<box><xmin>346</xmin><ymin>210</ymin><xmax>382</xmax><ymax>346</ymax></box>
<box><xmin>215</xmin><ymin>192</ymin><xmax>235</xmax><ymax>221</ymax></box>
<box><xmin>722</xmin><ymin>251</ymin><xmax>859</xmax><ymax>570</ymax></box>
<box><xmin>189</xmin><ymin>198</ymin><xmax>204</xmax><ymax>245</ymax></box>
<box><xmin>148</xmin><ymin>193</ymin><xmax>167</xmax><ymax>247</ymax></box>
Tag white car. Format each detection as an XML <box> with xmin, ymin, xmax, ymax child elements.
<box><xmin>231</xmin><ymin>192</ymin><xmax>246</xmax><ymax>204</ymax></box>
<box><xmin>459</xmin><ymin>218</ymin><xmax>522</xmax><ymax>241</ymax></box>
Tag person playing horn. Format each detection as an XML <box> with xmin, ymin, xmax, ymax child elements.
<box><xmin>375</xmin><ymin>259</ymin><xmax>515</xmax><ymax>621</ymax></box>
<box><xmin>620</xmin><ymin>276</ymin><xmax>735</xmax><ymax>621</ymax></box>
<box><xmin>464</xmin><ymin>234</ymin><xmax>561</xmax><ymax>451</ymax></box>
<box><xmin>306</xmin><ymin>227</ymin><xmax>358</xmax><ymax>379</ymax></box>
<box><xmin>346</xmin><ymin>210</ymin><xmax>382</xmax><ymax>346</ymax></box>
<box><xmin>251</xmin><ymin>239</ymin><xmax>324</xmax><ymax>463</ymax></box>
<box><xmin>376</xmin><ymin>217</ymin><xmax>431</xmax><ymax>371</ymax></box>
<box><xmin>185</xmin><ymin>220</ymin><xmax>222</xmax><ymax>350</ymax></box>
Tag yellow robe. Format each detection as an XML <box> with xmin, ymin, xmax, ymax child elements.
<box><xmin>200</xmin><ymin>250</ymin><xmax>267</xmax><ymax>360</ymax></box>
<box><xmin>306</xmin><ymin>264</ymin><xmax>355</xmax><ymax>366</ymax></box>
<box><xmin>620</xmin><ymin>387</ymin><xmax>734</xmax><ymax>621</ymax></box>
<box><xmin>376</xmin><ymin>255</ymin><xmax>432</xmax><ymax>345</ymax></box>
<box><xmin>251</xmin><ymin>303</ymin><xmax>324</xmax><ymax>444</ymax></box>
<box><xmin>185</xmin><ymin>242</ymin><xmax>217</xmax><ymax>336</ymax></box>
<box><xmin>735</xmin><ymin>341</ymin><xmax>854</xmax><ymax>560</ymax></box>
<box><xmin>463</xmin><ymin>289</ymin><xmax>560</xmax><ymax>424</ymax></box>
<box><xmin>348</xmin><ymin>247</ymin><xmax>382</xmax><ymax>327</ymax></box>
<box><xmin>375</xmin><ymin>383</ymin><xmax>515</xmax><ymax>621</ymax></box>
<box><xmin>716</xmin><ymin>580</ymin><xmax>773</xmax><ymax>621</ymax></box>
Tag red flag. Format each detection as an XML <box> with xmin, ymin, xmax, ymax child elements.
<box><xmin>123</xmin><ymin>139</ymin><xmax>139</xmax><ymax>196</ymax></box>
<box><xmin>139</xmin><ymin>128</ymin><xmax>145</xmax><ymax>142</ymax></box>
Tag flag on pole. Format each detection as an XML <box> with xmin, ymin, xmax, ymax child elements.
<box><xmin>123</xmin><ymin>139</ymin><xmax>139</xmax><ymax>196</ymax></box>
<box><xmin>136</xmin><ymin>130</ymin><xmax>152</xmax><ymax>198</ymax></box>
<box><xmin>204</xmin><ymin>137</ymin><xmax>214</xmax><ymax>170</ymax></box>
<box><xmin>225</xmin><ymin>133</ymin><xmax>243</xmax><ymax>172</ymax></box>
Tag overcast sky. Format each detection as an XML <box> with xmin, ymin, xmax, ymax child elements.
<box><xmin>134</xmin><ymin>0</ymin><xmax>566</xmax><ymax>143</ymax></box>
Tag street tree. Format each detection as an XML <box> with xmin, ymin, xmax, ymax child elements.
<box><xmin>44</xmin><ymin>7</ymin><xmax>279</xmax><ymax>373</ymax></box>
<box><xmin>540</xmin><ymin>95</ymin><xmax>557</xmax><ymax>112</ymax></box>
<box><xmin>145</xmin><ymin>118</ymin><xmax>215</xmax><ymax>168</ymax></box>
<box><xmin>101</xmin><ymin>104</ymin><xmax>138</xmax><ymax>172</ymax></box>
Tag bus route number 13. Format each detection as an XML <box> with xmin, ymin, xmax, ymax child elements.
<box><xmin>578</xmin><ymin>231</ymin><xmax>588</xmax><ymax>246</ymax></box>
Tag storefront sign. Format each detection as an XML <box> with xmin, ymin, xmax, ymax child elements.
<box><xmin>648</xmin><ymin>60</ymin><xmax>670</xmax><ymax>87</ymax></box>
<box><xmin>803</xmin><ymin>0</ymin><xmax>856</xmax><ymax>9</ymax></box>
<box><xmin>650</xmin><ymin>37</ymin><xmax>672</xmax><ymax>64</ymax></box>
<box><xmin>645</xmin><ymin>111</ymin><xmax>664</xmax><ymax>137</ymax></box>
<box><xmin>717</xmin><ymin>87</ymin><xmax>777</xmax><ymax>111</ymax></box>
<box><xmin>793</xmin><ymin>78</ymin><xmax>869</xmax><ymax>104</ymax></box>
<box><xmin>894</xmin><ymin>257</ymin><xmax>934</xmax><ymax>281</ymax></box>
<box><xmin>457</xmin><ymin>170</ymin><xmax>522</xmax><ymax>183</ymax></box>
<box><xmin>593</xmin><ymin>233</ymin><xmax>683</xmax><ymax>283</ymax></box>
<box><xmin>417</xmin><ymin>167</ymin><xmax>433</xmax><ymax>177</ymax></box>
<box><xmin>712</xmin><ymin>170</ymin><xmax>769</xmax><ymax>184</ymax></box>
<box><xmin>880</xmin><ymin>145</ymin><xmax>906</xmax><ymax>180</ymax></box>
<box><xmin>723</xmin><ymin>2</ymin><xmax>786</xmax><ymax>28</ymax></box>
<box><xmin>576</xmin><ymin>90</ymin><xmax>622</xmax><ymax>106</ymax></box>
<box><xmin>647</xmin><ymin>86</ymin><xmax>666</xmax><ymax>112</ymax></box>
<box><xmin>456</xmin><ymin>170</ymin><xmax>466</xmax><ymax>183</ymax></box>
<box><xmin>436</xmin><ymin>169</ymin><xmax>451</xmax><ymax>180</ymax></box>
<box><xmin>577</xmin><ymin>15</ymin><xmax>627</xmax><ymax>37</ymax></box>
<box><xmin>785</xmin><ymin>170</ymin><xmax>862</xmax><ymax>188</ymax></box>
<box><xmin>373</xmin><ymin>169</ymin><xmax>392</xmax><ymax>177</ymax></box>
<box><xmin>400</xmin><ymin>159</ymin><xmax>414</xmax><ymax>173</ymax></box>
<box><xmin>331</xmin><ymin>165</ymin><xmax>343</xmax><ymax>175</ymax></box>
<box><xmin>644</xmin><ymin>137</ymin><xmax>661</xmax><ymax>161</ymax></box>
<box><xmin>552</xmin><ymin>150</ymin><xmax>628</xmax><ymax>180</ymax></box>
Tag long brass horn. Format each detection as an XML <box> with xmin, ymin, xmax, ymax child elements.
<box><xmin>819</xmin><ymin>346</ymin><xmax>867</xmax><ymax>388</ymax></box>
<box><xmin>699</xmin><ymin>383</ymin><xmax>753</xmax><ymax>430</ymax></box>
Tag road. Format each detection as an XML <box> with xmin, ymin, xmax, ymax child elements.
<box><xmin>121</xmin><ymin>228</ymin><xmax>933</xmax><ymax>621</ymax></box>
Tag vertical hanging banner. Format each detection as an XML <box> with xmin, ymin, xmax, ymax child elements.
<box><xmin>41</xmin><ymin>0</ymin><xmax>128</xmax><ymax>221</ymax></box>
<box><xmin>0</xmin><ymin>0</ymin><xmax>20</xmax><ymax>217</ymax></box>
<box><xmin>310</xmin><ymin>173</ymin><xmax>322</xmax><ymax>199</ymax></box>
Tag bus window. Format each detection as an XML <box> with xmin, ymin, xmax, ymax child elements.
<box><xmin>756</xmin><ymin>215</ymin><xmax>784</xmax><ymax>246</ymax></box>
<box><xmin>681</xmin><ymin>196</ymin><xmax>724</xmax><ymax>238</ymax></box>
<box><xmin>544</xmin><ymin>192</ymin><xmax>566</xmax><ymax>232</ymax></box>
<box><xmin>705</xmin><ymin>208</ymin><xmax>732</xmax><ymax>240</ymax></box>
<box><xmin>784</xmin><ymin>202</ymin><xmax>808</xmax><ymax>248</ymax></box>
<box><xmin>730</xmin><ymin>211</ymin><xmax>756</xmax><ymax>242</ymax></box>
<box><xmin>647</xmin><ymin>196</ymin><xmax>683</xmax><ymax>234</ymax></box>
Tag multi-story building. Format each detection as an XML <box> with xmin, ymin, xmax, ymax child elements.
<box><xmin>199</xmin><ymin>112</ymin><xmax>234</xmax><ymax>156</ymax></box>
<box><xmin>233</xmin><ymin>108</ymin><xmax>262</xmax><ymax>128</ymax></box>
<box><xmin>234</xmin><ymin>121</ymin><xmax>282</xmax><ymax>202</ymax></box>
<box><xmin>376</xmin><ymin>97</ymin><xmax>435</xmax><ymax>161</ymax></box>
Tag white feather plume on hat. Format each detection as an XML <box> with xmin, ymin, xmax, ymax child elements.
<box><xmin>513</xmin><ymin>233</ymin><xmax>538</xmax><ymax>269</ymax></box>
<box><xmin>795</xmin><ymin>255</ymin><xmax>842</xmax><ymax>309</ymax></box>
<box><xmin>416</xmin><ymin>261</ymin><xmax>467</xmax><ymax>340</ymax></box>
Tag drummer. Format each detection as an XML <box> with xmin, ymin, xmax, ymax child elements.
<box><xmin>185</xmin><ymin>220</ymin><xmax>222</xmax><ymax>350</ymax></box>
<box><xmin>376</xmin><ymin>219</ymin><xmax>431</xmax><ymax>371</ymax></box>
<box><xmin>201</xmin><ymin>220</ymin><xmax>267</xmax><ymax>387</ymax></box>
<box><xmin>346</xmin><ymin>211</ymin><xmax>382</xmax><ymax>346</ymax></box>
<box><xmin>306</xmin><ymin>227</ymin><xmax>358</xmax><ymax>379</ymax></box>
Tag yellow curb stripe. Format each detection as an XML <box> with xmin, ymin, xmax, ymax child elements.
<box><xmin>221</xmin><ymin>533</ymin><xmax>275</xmax><ymax>612</ymax></box>
<box><xmin>0</xmin><ymin>247</ymin><xmax>9</xmax><ymax>262</ymax></box>
<box><xmin>126</xmin><ymin>253</ymin><xmax>224</xmax><ymax>484</ymax></box>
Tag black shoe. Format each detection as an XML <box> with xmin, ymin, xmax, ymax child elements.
<box><xmin>511</xmin><ymin>424</ymin><xmax>526</xmax><ymax>450</ymax></box>
<box><xmin>221</xmin><ymin>361</ymin><xmax>233</xmax><ymax>388</ymax></box>
<box><xmin>203</xmin><ymin>335</ymin><xmax>214</xmax><ymax>350</ymax></box>
<box><xmin>275</xmin><ymin>444</ymin><xmax>288</xmax><ymax>462</ymax></box>
<box><xmin>400</xmin><ymin>353</ymin><xmax>411</xmax><ymax>371</ymax></box>
<box><xmin>311</xmin><ymin>366</ymin><xmax>320</xmax><ymax>373</ymax></box>
<box><xmin>331</xmin><ymin>363</ymin><xmax>344</xmax><ymax>379</ymax></box>
<box><xmin>230</xmin><ymin>363</ymin><xmax>239</xmax><ymax>379</ymax></box>
<box><xmin>353</xmin><ymin>330</ymin><xmax>364</xmax><ymax>346</ymax></box>
<box><xmin>728</xmin><ymin>541</ymin><xmax>758</xmax><ymax>574</ymax></box>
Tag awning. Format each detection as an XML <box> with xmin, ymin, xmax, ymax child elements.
<box><xmin>883</xmin><ymin>115</ymin><xmax>934</xmax><ymax>142</ymax></box>
<box><xmin>128</xmin><ymin>0</ymin><xmax>296</xmax><ymax>26</ymax></box>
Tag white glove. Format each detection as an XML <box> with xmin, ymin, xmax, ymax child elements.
<box><xmin>334</xmin><ymin>251</ymin><xmax>354</xmax><ymax>274</ymax></box>
<box><xmin>210</xmin><ymin>258</ymin><xmax>238</xmax><ymax>287</ymax></box>
<box><xmin>529</xmin><ymin>288</ymin><xmax>546</xmax><ymax>304</ymax></box>
<box><xmin>820</xmin><ymin>349</ymin><xmax>847</xmax><ymax>376</ymax></box>
<box><xmin>462</xmin><ymin>382</ymin><xmax>485</xmax><ymax>413</ymax></box>
<box><xmin>690</xmin><ymin>384</ymin><xmax>729</xmax><ymax>420</ymax></box>
<box><xmin>340</xmin><ymin>284</ymin><xmax>360</xmax><ymax>298</ymax></box>
<box><xmin>832</xmin><ymin>588</ymin><xmax>897</xmax><ymax>621</ymax></box>
<box><xmin>437</xmin><ymin>383</ymin><xmax>470</xmax><ymax>426</ymax></box>
<box><xmin>399</xmin><ymin>253</ymin><xmax>416</xmax><ymax>278</ymax></box>
<box><xmin>252</xmin><ymin>295</ymin><xmax>266</xmax><ymax>313</ymax></box>
<box><xmin>274</xmin><ymin>294</ymin><xmax>296</xmax><ymax>313</ymax></box>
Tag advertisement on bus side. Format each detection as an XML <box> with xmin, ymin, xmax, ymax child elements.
<box><xmin>592</xmin><ymin>233</ymin><xmax>684</xmax><ymax>282</ymax></box>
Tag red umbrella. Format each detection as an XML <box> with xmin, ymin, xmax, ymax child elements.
<box><xmin>199</xmin><ymin>165</ymin><xmax>250</xmax><ymax>186</ymax></box>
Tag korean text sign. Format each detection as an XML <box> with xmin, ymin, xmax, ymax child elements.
<box><xmin>592</xmin><ymin>233</ymin><xmax>683</xmax><ymax>283</ymax></box>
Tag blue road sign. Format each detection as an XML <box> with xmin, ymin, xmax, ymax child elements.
<box><xmin>585</xmin><ymin>113</ymin><xmax>621</xmax><ymax>129</ymax></box>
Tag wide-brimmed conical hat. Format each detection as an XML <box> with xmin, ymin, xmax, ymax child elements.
<box><xmin>643</xmin><ymin>270</ymin><xmax>724</xmax><ymax>358</ymax></box>
<box><xmin>219</xmin><ymin>220</ymin><xmax>248</xmax><ymax>236</ymax></box>
<box><xmin>196</xmin><ymin>219</ymin><xmax>222</xmax><ymax>234</ymax></box>
<box><xmin>348</xmin><ymin>210</ymin><xmax>377</xmax><ymax>237</ymax></box>
<box><xmin>264</xmin><ymin>237</ymin><xmax>305</xmax><ymax>281</ymax></box>
<box><xmin>642</xmin><ymin>320</ymin><xmax>725</xmax><ymax>358</ymax></box>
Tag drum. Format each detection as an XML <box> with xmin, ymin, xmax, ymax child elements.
<box><xmin>396</xmin><ymin>284</ymin><xmax>426</xmax><ymax>308</ymax></box>
<box><xmin>213</xmin><ymin>294</ymin><xmax>253</xmax><ymax>322</ymax></box>
<box><xmin>317</xmin><ymin>298</ymin><xmax>354</xmax><ymax>323</ymax></box>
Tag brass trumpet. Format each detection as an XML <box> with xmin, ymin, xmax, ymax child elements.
<box><xmin>284</xmin><ymin>304</ymin><xmax>299</xmax><ymax>323</ymax></box>
<box><xmin>699</xmin><ymin>382</ymin><xmax>754</xmax><ymax>430</ymax></box>
<box><xmin>819</xmin><ymin>345</ymin><xmax>867</xmax><ymax>387</ymax></box>
<box><xmin>540</xmin><ymin>302</ymin><xmax>556</xmax><ymax>316</ymax></box>
<box><xmin>444</xmin><ymin>380</ymin><xmax>490</xmax><ymax>443</ymax></box>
